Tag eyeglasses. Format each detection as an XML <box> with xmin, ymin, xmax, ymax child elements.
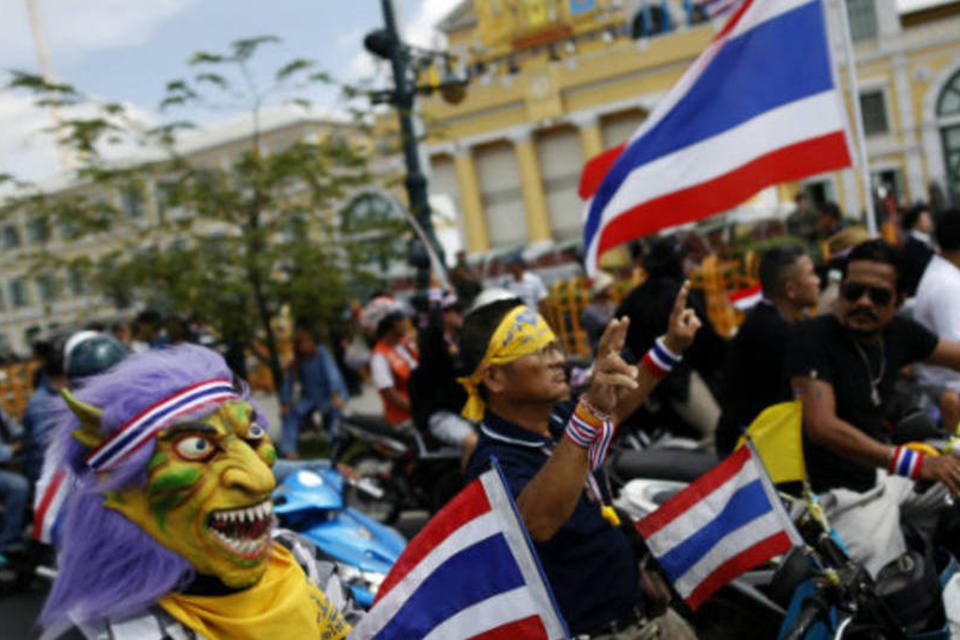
<box><xmin>841</xmin><ymin>282</ymin><xmax>894</xmax><ymax>307</ymax></box>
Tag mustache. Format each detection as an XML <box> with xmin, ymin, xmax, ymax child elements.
<box><xmin>847</xmin><ymin>306</ymin><xmax>879</xmax><ymax>321</ymax></box>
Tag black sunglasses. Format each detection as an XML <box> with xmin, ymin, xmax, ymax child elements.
<box><xmin>841</xmin><ymin>282</ymin><xmax>894</xmax><ymax>307</ymax></box>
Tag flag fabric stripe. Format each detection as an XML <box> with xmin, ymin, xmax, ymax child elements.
<box><xmin>596</xmin><ymin>91</ymin><xmax>844</xmax><ymax>231</ymax></box>
<box><xmin>374</xmin><ymin>536</ymin><xmax>526</xmax><ymax>639</ymax></box>
<box><xmin>466</xmin><ymin>615</ymin><xmax>547</xmax><ymax>640</ymax></box>
<box><xmin>583</xmin><ymin>0</ymin><xmax>852</xmax><ymax>273</ymax></box>
<box><xmin>33</xmin><ymin>468</ymin><xmax>67</xmax><ymax>544</ymax></box>
<box><xmin>636</xmin><ymin>444</ymin><xmax>802</xmax><ymax>610</ymax></box>
<box><xmin>422</xmin><ymin>589</ymin><xmax>542</xmax><ymax>640</ymax></box>
<box><xmin>578</xmin><ymin>143</ymin><xmax>626</xmax><ymax>199</ymax></box>
<box><xmin>729</xmin><ymin>284</ymin><xmax>763</xmax><ymax>311</ymax></box>
<box><xmin>685</xmin><ymin>531</ymin><xmax>794</xmax><ymax>609</ymax></box>
<box><xmin>375</xmin><ymin>479</ymin><xmax>491</xmax><ymax>600</ymax></box>
<box><xmin>592</xmin><ymin>1</ymin><xmax>830</xmax><ymax>203</ymax></box>
<box><xmin>365</xmin><ymin>511</ymin><xmax>502</xmax><ymax>628</ymax></box>
<box><xmin>591</xmin><ymin>132</ymin><xmax>850</xmax><ymax>258</ymax></box>
<box><xmin>354</xmin><ymin>465</ymin><xmax>568</xmax><ymax>639</ymax></box>
<box><xmin>656</xmin><ymin>479</ymin><xmax>770</xmax><ymax>579</ymax></box>
<box><xmin>673</xmin><ymin>510</ymin><xmax>786</xmax><ymax>596</ymax></box>
<box><xmin>479</xmin><ymin>469</ymin><xmax>568</xmax><ymax>640</ymax></box>
<box><xmin>637</xmin><ymin>446</ymin><xmax>752</xmax><ymax>538</ymax></box>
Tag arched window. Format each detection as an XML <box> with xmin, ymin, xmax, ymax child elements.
<box><xmin>938</xmin><ymin>68</ymin><xmax>960</xmax><ymax>203</ymax></box>
<box><xmin>341</xmin><ymin>192</ymin><xmax>406</xmax><ymax>274</ymax></box>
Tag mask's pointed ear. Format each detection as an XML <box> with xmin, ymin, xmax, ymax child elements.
<box><xmin>61</xmin><ymin>389</ymin><xmax>104</xmax><ymax>449</ymax></box>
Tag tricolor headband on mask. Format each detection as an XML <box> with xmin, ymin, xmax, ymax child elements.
<box><xmin>85</xmin><ymin>378</ymin><xmax>239</xmax><ymax>472</ymax></box>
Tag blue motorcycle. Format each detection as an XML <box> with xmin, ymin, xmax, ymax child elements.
<box><xmin>272</xmin><ymin>463</ymin><xmax>407</xmax><ymax>608</ymax></box>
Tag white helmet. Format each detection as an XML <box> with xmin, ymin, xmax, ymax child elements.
<box><xmin>466</xmin><ymin>287</ymin><xmax>522</xmax><ymax>316</ymax></box>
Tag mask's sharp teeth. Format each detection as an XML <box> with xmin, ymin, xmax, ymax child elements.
<box><xmin>246</xmin><ymin>507</ymin><xmax>256</xmax><ymax>523</ymax></box>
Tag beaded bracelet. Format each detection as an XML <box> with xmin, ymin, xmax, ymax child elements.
<box><xmin>565</xmin><ymin>398</ymin><xmax>616</xmax><ymax>470</ymax></box>
<box><xmin>641</xmin><ymin>336</ymin><xmax>683</xmax><ymax>379</ymax></box>
<box><xmin>888</xmin><ymin>445</ymin><xmax>924</xmax><ymax>480</ymax></box>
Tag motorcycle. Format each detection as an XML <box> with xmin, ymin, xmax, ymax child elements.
<box><xmin>333</xmin><ymin>413</ymin><xmax>463</xmax><ymax>525</ymax></box>
<box><xmin>272</xmin><ymin>463</ymin><xmax>407</xmax><ymax>608</ymax></box>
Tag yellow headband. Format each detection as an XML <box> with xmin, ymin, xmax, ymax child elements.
<box><xmin>457</xmin><ymin>306</ymin><xmax>557</xmax><ymax>421</ymax></box>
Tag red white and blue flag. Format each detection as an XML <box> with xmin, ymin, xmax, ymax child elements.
<box><xmin>635</xmin><ymin>443</ymin><xmax>802</xmax><ymax>610</ymax></box>
<box><xmin>352</xmin><ymin>464</ymin><xmax>568</xmax><ymax>639</ymax></box>
<box><xmin>696</xmin><ymin>0</ymin><xmax>745</xmax><ymax>19</ymax></box>
<box><xmin>582</xmin><ymin>0</ymin><xmax>852</xmax><ymax>274</ymax></box>
<box><xmin>728</xmin><ymin>282</ymin><xmax>763</xmax><ymax>311</ymax></box>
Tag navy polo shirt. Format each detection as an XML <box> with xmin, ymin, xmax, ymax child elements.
<box><xmin>464</xmin><ymin>403</ymin><xmax>641</xmax><ymax>635</ymax></box>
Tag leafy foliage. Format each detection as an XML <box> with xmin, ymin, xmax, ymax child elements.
<box><xmin>2</xmin><ymin>36</ymin><xmax>408</xmax><ymax>390</ymax></box>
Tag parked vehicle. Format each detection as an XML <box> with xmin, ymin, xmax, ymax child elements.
<box><xmin>334</xmin><ymin>413</ymin><xmax>463</xmax><ymax>525</ymax></box>
<box><xmin>272</xmin><ymin>465</ymin><xmax>406</xmax><ymax>608</ymax></box>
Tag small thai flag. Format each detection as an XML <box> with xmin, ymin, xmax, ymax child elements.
<box><xmin>728</xmin><ymin>283</ymin><xmax>763</xmax><ymax>311</ymax></box>
<box><xmin>352</xmin><ymin>463</ymin><xmax>568</xmax><ymax>639</ymax></box>
<box><xmin>636</xmin><ymin>443</ymin><xmax>802</xmax><ymax>610</ymax></box>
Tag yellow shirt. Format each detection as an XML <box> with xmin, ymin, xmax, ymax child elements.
<box><xmin>159</xmin><ymin>544</ymin><xmax>350</xmax><ymax>640</ymax></box>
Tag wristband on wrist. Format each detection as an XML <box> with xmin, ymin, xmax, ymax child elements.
<box><xmin>641</xmin><ymin>336</ymin><xmax>683</xmax><ymax>379</ymax></box>
<box><xmin>565</xmin><ymin>398</ymin><xmax>616</xmax><ymax>469</ymax></box>
<box><xmin>887</xmin><ymin>445</ymin><xmax>925</xmax><ymax>480</ymax></box>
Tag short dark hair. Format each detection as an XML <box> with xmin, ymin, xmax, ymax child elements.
<box><xmin>935</xmin><ymin>209</ymin><xmax>960</xmax><ymax>252</ymax></box>
<box><xmin>758</xmin><ymin>245</ymin><xmax>807</xmax><ymax>298</ymax></box>
<box><xmin>376</xmin><ymin>311</ymin><xmax>407</xmax><ymax>341</ymax></box>
<box><xmin>842</xmin><ymin>239</ymin><xmax>905</xmax><ymax>293</ymax></box>
<box><xmin>901</xmin><ymin>203</ymin><xmax>930</xmax><ymax>231</ymax></box>
<box><xmin>460</xmin><ymin>299</ymin><xmax>523</xmax><ymax>399</ymax></box>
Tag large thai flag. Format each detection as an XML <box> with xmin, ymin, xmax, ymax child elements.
<box><xmin>635</xmin><ymin>443</ymin><xmax>802</xmax><ymax>610</ymax></box>
<box><xmin>582</xmin><ymin>0</ymin><xmax>852</xmax><ymax>274</ymax></box>
<box><xmin>351</xmin><ymin>464</ymin><xmax>568</xmax><ymax>639</ymax></box>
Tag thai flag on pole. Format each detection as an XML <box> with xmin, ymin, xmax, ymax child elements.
<box><xmin>728</xmin><ymin>282</ymin><xmax>763</xmax><ymax>311</ymax></box>
<box><xmin>351</xmin><ymin>463</ymin><xmax>568</xmax><ymax>639</ymax></box>
<box><xmin>635</xmin><ymin>443</ymin><xmax>802</xmax><ymax>610</ymax></box>
<box><xmin>582</xmin><ymin>0</ymin><xmax>852</xmax><ymax>274</ymax></box>
<box><xmin>32</xmin><ymin>465</ymin><xmax>70</xmax><ymax>545</ymax></box>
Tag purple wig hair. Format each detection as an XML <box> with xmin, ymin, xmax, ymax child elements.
<box><xmin>39</xmin><ymin>344</ymin><xmax>268</xmax><ymax>631</ymax></box>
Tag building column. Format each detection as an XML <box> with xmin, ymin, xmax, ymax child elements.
<box><xmin>512</xmin><ymin>130</ymin><xmax>552</xmax><ymax>243</ymax></box>
<box><xmin>453</xmin><ymin>147</ymin><xmax>489</xmax><ymax>253</ymax></box>
<box><xmin>574</xmin><ymin>113</ymin><xmax>604</xmax><ymax>160</ymax></box>
<box><xmin>891</xmin><ymin>55</ymin><xmax>926</xmax><ymax>201</ymax></box>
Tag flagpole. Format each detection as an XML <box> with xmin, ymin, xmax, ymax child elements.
<box><xmin>832</xmin><ymin>0</ymin><xmax>878</xmax><ymax>236</ymax></box>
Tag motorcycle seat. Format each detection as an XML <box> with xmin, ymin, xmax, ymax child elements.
<box><xmin>609</xmin><ymin>448</ymin><xmax>718</xmax><ymax>483</ymax></box>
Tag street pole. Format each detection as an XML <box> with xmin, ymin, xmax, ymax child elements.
<box><xmin>377</xmin><ymin>0</ymin><xmax>445</xmax><ymax>289</ymax></box>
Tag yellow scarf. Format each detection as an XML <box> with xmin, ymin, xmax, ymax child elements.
<box><xmin>457</xmin><ymin>305</ymin><xmax>557</xmax><ymax>420</ymax></box>
<box><xmin>158</xmin><ymin>544</ymin><xmax>350</xmax><ymax>640</ymax></box>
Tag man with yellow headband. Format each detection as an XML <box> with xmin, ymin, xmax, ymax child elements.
<box><xmin>463</xmin><ymin>283</ymin><xmax>701</xmax><ymax>638</ymax></box>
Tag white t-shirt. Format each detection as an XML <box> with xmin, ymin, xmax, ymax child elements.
<box><xmin>504</xmin><ymin>272</ymin><xmax>548</xmax><ymax>309</ymax></box>
<box><xmin>370</xmin><ymin>343</ymin><xmax>418</xmax><ymax>390</ymax></box>
<box><xmin>914</xmin><ymin>255</ymin><xmax>960</xmax><ymax>391</ymax></box>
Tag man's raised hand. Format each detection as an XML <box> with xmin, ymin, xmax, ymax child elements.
<box><xmin>664</xmin><ymin>280</ymin><xmax>701</xmax><ymax>355</ymax></box>
<box><xmin>583</xmin><ymin>317</ymin><xmax>638</xmax><ymax>416</ymax></box>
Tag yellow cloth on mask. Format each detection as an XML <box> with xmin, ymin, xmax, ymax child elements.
<box><xmin>457</xmin><ymin>305</ymin><xmax>557</xmax><ymax>420</ymax></box>
<box><xmin>158</xmin><ymin>544</ymin><xmax>350</xmax><ymax>640</ymax></box>
<box><xmin>735</xmin><ymin>400</ymin><xmax>806</xmax><ymax>485</ymax></box>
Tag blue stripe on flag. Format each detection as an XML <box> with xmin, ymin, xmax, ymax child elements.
<box><xmin>657</xmin><ymin>479</ymin><xmax>770</xmax><ymax>581</ymax></box>
<box><xmin>374</xmin><ymin>534</ymin><xmax>526</xmax><ymax>639</ymax></box>
<box><xmin>585</xmin><ymin>0</ymin><xmax>830</xmax><ymax>244</ymax></box>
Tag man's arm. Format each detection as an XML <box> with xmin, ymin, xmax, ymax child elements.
<box><xmin>923</xmin><ymin>339</ymin><xmax>960</xmax><ymax>371</ymax></box>
<box><xmin>795</xmin><ymin>375</ymin><xmax>960</xmax><ymax>493</ymax></box>
<box><xmin>518</xmin><ymin>283</ymin><xmax>701</xmax><ymax>541</ymax></box>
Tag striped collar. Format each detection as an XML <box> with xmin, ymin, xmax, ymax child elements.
<box><xmin>480</xmin><ymin>406</ymin><xmax>572</xmax><ymax>448</ymax></box>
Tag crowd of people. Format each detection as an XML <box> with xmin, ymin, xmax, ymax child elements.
<box><xmin>2</xmin><ymin>198</ymin><xmax>960</xmax><ymax>637</ymax></box>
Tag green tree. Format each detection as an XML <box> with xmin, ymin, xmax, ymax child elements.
<box><xmin>2</xmin><ymin>36</ymin><xmax>403</xmax><ymax>391</ymax></box>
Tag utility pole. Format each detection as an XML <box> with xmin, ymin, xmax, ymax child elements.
<box><xmin>364</xmin><ymin>0</ymin><xmax>467</xmax><ymax>288</ymax></box>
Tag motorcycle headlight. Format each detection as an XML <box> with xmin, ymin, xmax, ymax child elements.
<box><xmin>336</xmin><ymin>563</ymin><xmax>387</xmax><ymax>595</ymax></box>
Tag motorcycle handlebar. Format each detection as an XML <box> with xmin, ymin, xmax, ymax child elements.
<box><xmin>782</xmin><ymin>592</ymin><xmax>830</xmax><ymax>640</ymax></box>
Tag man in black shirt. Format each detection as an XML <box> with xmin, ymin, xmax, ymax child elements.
<box><xmin>716</xmin><ymin>246</ymin><xmax>820</xmax><ymax>456</ymax></box>
<box><xmin>786</xmin><ymin>239</ymin><xmax>960</xmax><ymax>573</ymax></box>
<box><xmin>617</xmin><ymin>237</ymin><xmax>726</xmax><ymax>446</ymax></box>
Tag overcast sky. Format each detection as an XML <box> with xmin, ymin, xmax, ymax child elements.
<box><xmin>0</xmin><ymin>0</ymin><xmax>944</xmax><ymax>185</ymax></box>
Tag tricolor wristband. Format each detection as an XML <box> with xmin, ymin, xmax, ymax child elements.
<box><xmin>565</xmin><ymin>400</ymin><xmax>616</xmax><ymax>469</ymax></box>
<box><xmin>888</xmin><ymin>445</ymin><xmax>924</xmax><ymax>481</ymax></box>
<box><xmin>641</xmin><ymin>337</ymin><xmax>682</xmax><ymax>379</ymax></box>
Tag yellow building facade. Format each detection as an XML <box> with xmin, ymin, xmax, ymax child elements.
<box><xmin>418</xmin><ymin>0</ymin><xmax>960</xmax><ymax>256</ymax></box>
